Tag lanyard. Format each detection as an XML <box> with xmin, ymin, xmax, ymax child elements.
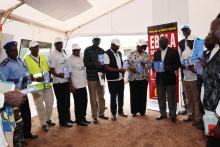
<box><xmin>29</xmin><ymin>55</ymin><xmax>43</xmax><ymax>73</ymax></box>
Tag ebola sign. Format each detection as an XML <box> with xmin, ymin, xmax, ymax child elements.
<box><xmin>147</xmin><ymin>22</ymin><xmax>179</xmax><ymax>110</ymax></box>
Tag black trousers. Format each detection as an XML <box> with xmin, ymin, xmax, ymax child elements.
<box><xmin>107</xmin><ymin>79</ymin><xmax>124</xmax><ymax>115</ymax></box>
<box><xmin>206</xmin><ymin>136</ymin><xmax>220</xmax><ymax>147</ymax></box>
<box><xmin>53</xmin><ymin>82</ymin><xmax>70</xmax><ymax>125</ymax></box>
<box><xmin>20</xmin><ymin>99</ymin><xmax>31</xmax><ymax>136</ymax></box>
<box><xmin>129</xmin><ymin>80</ymin><xmax>148</xmax><ymax>115</ymax></box>
<box><xmin>197</xmin><ymin>75</ymin><xmax>205</xmax><ymax>114</ymax></box>
<box><xmin>156</xmin><ymin>84</ymin><xmax>177</xmax><ymax>118</ymax></box>
<box><xmin>73</xmin><ymin>87</ymin><xmax>88</xmax><ymax>123</ymax></box>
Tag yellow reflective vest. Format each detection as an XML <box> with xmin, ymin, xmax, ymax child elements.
<box><xmin>24</xmin><ymin>54</ymin><xmax>51</xmax><ymax>91</ymax></box>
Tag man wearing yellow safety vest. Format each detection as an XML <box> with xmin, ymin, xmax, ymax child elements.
<box><xmin>23</xmin><ymin>41</ymin><xmax>55</xmax><ymax>132</ymax></box>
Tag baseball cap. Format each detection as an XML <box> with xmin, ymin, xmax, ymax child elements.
<box><xmin>111</xmin><ymin>38</ymin><xmax>121</xmax><ymax>46</ymax></box>
<box><xmin>181</xmin><ymin>25</ymin><xmax>190</xmax><ymax>31</ymax></box>
<box><xmin>29</xmin><ymin>40</ymin><xmax>39</xmax><ymax>48</ymax></box>
<box><xmin>137</xmin><ymin>39</ymin><xmax>147</xmax><ymax>46</ymax></box>
<box><xmin>72</xmin><ymin>43</ymin><xmax>80</xmax><ymax>50</ymax></box>
<box><xmin>54</xmin><ymin>37</ymin><xmax>63</xmax><ymax>43</ymax></box>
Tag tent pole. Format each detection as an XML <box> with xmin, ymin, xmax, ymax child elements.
<box><xmin>1</xmin><ymin>1</ymin><xmax>25</xmax><ymax>25</ymax></box>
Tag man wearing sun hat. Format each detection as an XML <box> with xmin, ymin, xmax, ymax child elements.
<box><xmin>104</xmin><ymin>38</ymin><xmax>127</xmax><ymax>121</ymax></box>
<box><xmin>23</xmin><ymin>40</ymin><xmax>55</xmax><ymax>132</ymax></box>
<box><xmin>67</xmin><ymin>43</ymin><xmax>90</xmax><ymax>126</ymax></box>
<box><xmin>180</xmin><ymin>35</ymin><xmax>202</xmax><ymax>126</ymax></box>
<box><xmin>48</xmin><ymin>37</ymin><xmax>73</xmax><ymax>128</ymax></box>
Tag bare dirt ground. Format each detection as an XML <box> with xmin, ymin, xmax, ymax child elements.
<box><xmin>26</xmin><ymin>110</ymin><xmax>206</xmax><ymax>147</ymax></box>
<box><xmin>26</xmin><ymin>84</ymin><xmax>206</xmax><ymax>147</ymax></box>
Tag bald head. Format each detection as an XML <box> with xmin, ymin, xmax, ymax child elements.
<box><xmin>159</xmin><ymin>36</ymin><xmax>168</xmax><ymax>50</ymax></box>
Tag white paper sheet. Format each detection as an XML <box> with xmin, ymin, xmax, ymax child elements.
<box><xmin>98</xmin><ymin>72</ymin><xmax>105</xmax><ymax>86</ymax></box>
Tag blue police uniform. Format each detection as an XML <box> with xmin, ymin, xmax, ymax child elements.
<box><xmin>0</xmin><ymin>58</ymin><xmax>29</xmax><ymax>89</ymax></box>
<box><xmin>0</xmin><ymin>41</ymin><xmax>33</xmax><ymax>137</ymax></box>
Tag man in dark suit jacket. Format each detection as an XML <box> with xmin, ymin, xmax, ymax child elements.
<box><xmin>154</xmin><ymin>36</ymin><xmax>181</xmax><ymax>123</ymax></box>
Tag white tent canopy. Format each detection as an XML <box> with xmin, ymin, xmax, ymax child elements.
<box><xmin>0</xmin><ymin>0</ymin><xmax>220</xmax><ymax>42</ymax></box>
<box><xmin>0</xmin><ymin>0</ymin><xmax>133</xmax><ymax>32</ymax></box>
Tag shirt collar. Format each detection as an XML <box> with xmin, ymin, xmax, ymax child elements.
<box><xmin>7</xmin><ymin>57</ymin><xmax>19</xmax><ymax>63</ymax></box>
<box><xmin>161</xmin><ymin>47</ymin><xmax>168</xmax><ymax>52</ymax></box>
<box><xmin>110</xmin><ymin>48</ymin><xmax>118</xmax><ymax>54</ymax></box>
<box><xmin>55</xmin><ymin>49</ymin><xmax>63</xmax><ymax>54</ymax></box>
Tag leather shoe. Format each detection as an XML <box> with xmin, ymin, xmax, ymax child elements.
<box><xmin>46</xmin><ymin>120</ymin><xmax>56</xmax><ymax>127</ymax></box>
<box><xmin>24</xmin><ymin>133</ymin><xmax>38</xmax><ymax>139</ymax></box>
<box><xmin>83</xmin><ymin>119</ymin><xmax>91</xmax><ymax>124</ymax></box>
<box><xmin>192</xmin><ymin>121</ymin><xmax>202</xmax><ymax>126</ymax></box>
<box><xmin>118</xmin><ymin>112</ymin><xmax>128</xmax><ymax>117</ymax></box>
<box><xmin>41</xmin><ymin>125</ymin><xmax>49</xmax><ymax>132</ymax></box>
<box><xmin>178</xmin><ymin>111</ymin><xmax>187</xmax><ymax>115</ymax></box>
<box><xmin>77</xmin><ymin>122</ymin><xmax>88</xmax><ymax>126</ymax></box>
<box><xmin>99</xmin><ymin>115</ymin><xmax>109</xmax><ymax>120</ymax></box>
<box><xmin>156</xmin><ymin>116</ymin><xmax>167</xmax><ymax>120</ymax></box>
<box><xmin>60</xmin><ymin>123</ymin><xmax>72</xmax><ymax>128</ymax></box>
<box><xmin>67</xmin><ymin>120</ymin><xmax>76</xmax><ymax>124</ymax></box>
<box><xmin>93</xmin><ymin>118</ymin><xmax>98</xmax><ymax>124</ymax></box>
<box><xmin>112</xmin><ymin>115</ymin><xmax>117</xmax><ymax>121</ymax></box>
<box><xmin>132</xmin><ymin>114</ymin><xmax>137</xmax><ymax>117</ymax></box>
<box><xmin>183</xmin><ymin>118</ymin><xmax>192</xmax><ymax>122</ymax></box>
<box><xmin>171</xmin><ymin>117</ymin><xmax>176</xmax><ymax>123</ymax></box>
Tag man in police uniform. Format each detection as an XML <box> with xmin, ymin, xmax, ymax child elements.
<box><xmin>0</xmin><ymin>41</ymin><xmax>38</xmax><ymax>139</ymax></box>
<box><xmin>23</xmin><ymin>41</ymin><xmax>55</xmax><ymax>132</ymax></box>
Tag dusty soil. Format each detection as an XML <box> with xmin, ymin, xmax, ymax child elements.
<box><xmin>26</xmin><ymin>110</ymin><xmax>206</xmax><ymax>147</ymax></box>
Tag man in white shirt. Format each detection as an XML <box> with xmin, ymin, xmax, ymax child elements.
<box><xmin>181</xmin><ymin>35</ymin><xmax>202</xmax><ymax>126</ymax></box>
<box><xmin>104</xmin><ymin>38</ymin><xmax>127</xmax><ymax>121</ymax></box>
<box><xmin>48</xmin><ymin>38</ymin><xmax>73</xmax><ymax>128</ymax></box>
<box><xmin>0</xmin><ymin>90</ymin><xmax>26</xmax><ymax>147</ymax></box>
<box><xmin>67</xmin><ymin>44</ymin><xmax>90</xmax><ymax>126</ymax></box>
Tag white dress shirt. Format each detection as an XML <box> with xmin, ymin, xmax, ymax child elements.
<box><xmin>48</xmin><ymin>49</ymin><xmax>68</xmax><ymax>84</ymax></box>
<box><xmin>161</xmin><ymin>48</ymin><xmax>168</xmax><ymax>61</ymax></box>
<box><xmin>104</xmin><ymin>49</ymin><xmax>123</xmax><ymax>81</ymax></box>
<box><xmin>181</xmin><ymin>48</ymin><xmax>197</xmax><ymax>81</ymax></box>
<box><xmin>0</xmin><ymin>94</ymin><xmax>8</xmax><ymax>147</ymax></box>
<box><xmin>67</xmin><ymin>54</ymin><xmax>87</xmax><ymax>89</ymax></box>
<box><xmin>209</xmin><ymin>44</ymin><xmax>220</xmax><ymax>61</ymax></box>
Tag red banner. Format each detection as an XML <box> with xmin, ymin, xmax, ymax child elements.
<box><xmin>147</xmin><ymin>22</ymin><xmax>179</xmax><ymax>110</ymax></box>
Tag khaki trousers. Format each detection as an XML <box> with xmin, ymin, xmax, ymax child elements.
<box><xmin>183</xmin><ymin>80</ymin><xmax>201</xmax><ymax>121</ymax></box>
<box><xmin>32</xmin><ymin>87</ymin><xmax>54</xmax><ymax>126</ymax></box>
<box><xmin>88</xmin><ymin>80</ymin><xmax>105</xmax><ymax>118</ymax></box>
<box><xmin>4</xmin><ymin>132</ymin><xmax>13</xmax><ymax>147</ymax></box>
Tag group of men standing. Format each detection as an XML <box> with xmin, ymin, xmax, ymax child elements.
<box><xmin>0</xmin><ymin>12</ymin><xmax>220</xmax><ymax>146</ymax></box>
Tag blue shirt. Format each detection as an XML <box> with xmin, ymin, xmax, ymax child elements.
<box><xmin>0</xmin><ymin>57</ymin><xmax>28</xmax><ymax>89</ymax></box>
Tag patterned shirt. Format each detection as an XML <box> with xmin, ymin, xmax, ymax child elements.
<box><xmin>0</xmin><ymin>72</ymin><xmax>16</xmax><ymax>133</ymax></box>
<box><xmin>128</xmin><ymin>50</ymin><xmax>152</xmax><ymax>81</ymax></box>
